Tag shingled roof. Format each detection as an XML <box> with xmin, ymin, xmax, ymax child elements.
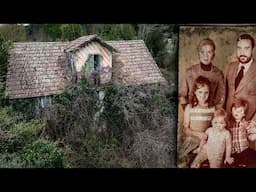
<box><xmin>6</xmin><ymin>35</ymin><xmax>167</xmax><ymax>99</ymax></box>
<box><xmin>107</xmin><ymin>40</ymin><xmax>167</xmax><ymax>85</ymax></box>
<box><xmin>6</xmin><ymin>42</ymin><xmax>70</xmax><ymax>99</ymax></box>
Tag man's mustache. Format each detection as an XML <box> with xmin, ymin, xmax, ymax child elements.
<box><xmin>239</xmin><ymin>55</ymin><xmax>248</xmax><ymax>58</ymax></box>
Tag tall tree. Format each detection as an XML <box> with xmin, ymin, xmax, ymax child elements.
<box><xmin>99</xmin><ymin>24</ymin><xmax>137</xmax><ymax>40</ymax></box>
<box><xmin>137</xmin><ymin>24</ymin><xmax>177</xmax><ymax>68</ymax></box>
<box><xmin>60</xmin><ymin>24</ymin><xmax>84</xmax><ymax>41</ymax></box>
<box><xmin>47</xmin><ymin>24</ymin><xmax>62</xmax><ymax>41</ymax></box>
<box><xmin>0</xmin><ymin>24</ymin><xmax>27</xmax><ymax>42</ymax></box>
<box><xmin>145</xmin><ymin>28</ymin><xmax>168</xmax><ymax>68</ymax></box>
<box><xmin>84</xmin><ymin>24</ymin><xmax>104</xmax><ymax>35</ymax></box>
<box><xmin>26</xmin><ymin>24</ymin><xmax>48</xmax><ymax>41</ymax></box>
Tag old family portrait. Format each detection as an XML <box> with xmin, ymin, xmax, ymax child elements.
<box><xmin>178</xmin><ymin>26</ymin><xmax>256</xmax><ymax>168</ymax></box>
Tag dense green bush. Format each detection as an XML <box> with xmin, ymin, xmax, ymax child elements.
<box><xmin>41</xmin><ymin>82</ymin><xmax>176</xmax><ymax>168</ymax></box>
<box><xmin>78</xmin><ymin>135</ymin><xmax>121</xmax><ymax>168</ymax></box>
<box><xmin>0</xmin><ymin>119</ymin><xmax>44</xmax><ymax>153</ymax></box>
<box><xmin>9</xmin><ymin>120</ymin><xmax>44</xmax><ymax>149</ymax></box>
<box><xmin>44</xmin><ymin>82</ymin><xmax>106</xmax><ymax>142</ymax></box>
<box><xmin>60</xmin><ymin>24</ymin><xmax>84</xmax><ymax>41</ymax></box>
<box><xmin>9</xmin><ymin>98</ymin><xmax>40</xmax><ymax>120</ymax></box>
<box><xmin>103</xmin><ymin>83</ymin><xmax>174</xmax><ymax>139</ymax></box>
<box><xmin>22</xmin><ymin>139</ymin><xmax>65</xmax><ymax>168</ymax></box>
<box><xmin>0</xmin><ymin>36</ymin><xmax>11</xmax><ymax>107</ymax></box>
<box><xmin>0</xmin><ymin>107</ymin><xmax>22</xmax><ymax>131</ymax></box>
<box><xmin>100</xmin><ymin>24</ymin><xmax>137</xmax><ymax>40</ymax></box>
<box><xmin>0</xmin><ymin>153</ymin><xmax>26</xmax><ymax>168</ymax></box>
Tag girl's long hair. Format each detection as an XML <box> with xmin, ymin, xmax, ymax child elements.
<box><xmin>189</xmin><ymin>76</ymin><xmax>213</xmax><ymax>108</ymax></box>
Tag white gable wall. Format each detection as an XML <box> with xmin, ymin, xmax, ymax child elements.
<box><xmin>73</xmin><ymin>41</ymin><xmax>112</xmax><ymax>84</ymax></box>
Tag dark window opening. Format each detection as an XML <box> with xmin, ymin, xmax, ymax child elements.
<box><xmin>86</xmin><ymin>54</ymin><xmax>102</xmax><ymax>86</ymax></box>
<box><xmin>39</xmin><ymin>96</ymin><xmax>52</xmax><ymax>109</ymax></box>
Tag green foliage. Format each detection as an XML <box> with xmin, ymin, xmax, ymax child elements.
<box><xmin>46</xmin><ymin>83</ymin><xmax>99</xmax><ymax>141</ymax></box>
<box><xmin>26</xmin><ymin>24</ymin><xmax>49</xmax><ymax>41</ymax></box>
<box><xmin>137</xmin><ymin>24</ymin><xmax>178</xmax><ymax>69</ymax></box>
<box><xmin>160</xmin><ymin>68</ymin><xmax>177</xmax><ymax>96</ymax></box>
<box><xmin>60</xmin><ymin>24</ymin><xmax>84</xmax><ymax>41</ymax></box>
<box><xmin>0</xmin><ymin>107</ymin><xmax>22</xmax><ymax>131</ymax></box>
<box><xmin>0</xmin><ymin>106</ymin><xmax>64</xmax><ymax>168</ymax></box>
<box><xmin>9</xmin><ymin>98</ymin><xmax>39</xmax><ymax>120</ymax></box>
<box><xmin>0</xmin><ymin>35</ymin><xmax>11</xmax><ymax>107</ymax></box>
<box><xmin>145</xmin><ymin>28</ymin><xmax>168</xmax><ymax>67</ymax></box>
<box><xmin>100</xmin><ymin>24</ymin><xmax>137</xmax><ymax>40</ymax></box>
<box><xmin>22</xmin><ymin>139</ymin><xmax>65</xmax><ymax>168</ymax></box>
<box><xmin>0</xmin><ymin>119</ymin><xmax>44</xmax><ymax>153</ymax></box>
<box><xmin>101</xmin><ymin>83</ymin><xmax>176</xmax><ymax>154</ymax></box>
<box><xmin>9</xmin><ymin>120</ymin><xmax>44</xmax><ymax>147</ymax></box>
<box><xmin>47</xmin><ymin>24</ymin><xmax>62</xmax><ymax>41</ymax></box>
<box><xmin>78</xmin><ymin>135</ymin><xmax>121</xmax><ymax>168</ymax></box>
<box><xmin>0</xmin><ymin>153</ymin><xmax>26</xmax><ymax>168</ymax></box>
<box><xmin>0</xmin><ymin>24</ymin><xmax>27</xmax><ymax>42</ymax></box>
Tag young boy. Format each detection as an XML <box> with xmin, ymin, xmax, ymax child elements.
<box><xmin>229</xmin><ymin>99</ymin><xmax>256</xmax><ymax>168</ymax></box>
<box><xmin>190</xmin><ymin>108</ymin><xmax>234</xmax><ymax>168</ymax></box>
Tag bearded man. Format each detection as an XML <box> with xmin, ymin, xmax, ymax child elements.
<box><xmin>226</xmin><ymin>34</ymin><xmax>256</xmax><ymax>121</ymax></box>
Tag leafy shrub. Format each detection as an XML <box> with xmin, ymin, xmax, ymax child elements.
<box><xmin>0</xmin><ymin>107</ymin><xmax>22</xmax><ymax>131</ymax></box>
<box><xmin>103</xmin><ymin>83</ymin><xmax>174</xmax><ymax>138</ymax></box>
<box><xmin>0</xmin><ymin>153</ymin><xmax>26</xmax><ymax>168</ymax></box>
<box><xmin>22</xmin><ymin>139</ymin><xmax>65</xmax><ymax>168</ymax></box>
<box><xmin>127</xmin><ymin>117</ymin><xmax>176</xmax><ymax>168</ymax></box>
<box><xmin>44</xmin><ymin>83</ymin><xmax>101</xmax><ymax>142</ymax></box>
<box><xmin>79</xmin><ymin>135</ymin><xmax>121</xmax><ymax>168</ymax></box>
<box><xmin>0</xmin><ymin>120</ymin><xmax>44</xmax><ymax>153</ymax></box>
<box><xmin>39</xmin><ymin>82</ymin><xmax>176</xmax><ymax>168</ymax></box>
<box><xmin>0</xmin><ymin>35</ymin><xmax>11</xmax><ymax>107</ymax></box>
<box><xmin>9</xmin><ymin>98</ymin><xmax>40</xmax><ymax>120</ymax></box>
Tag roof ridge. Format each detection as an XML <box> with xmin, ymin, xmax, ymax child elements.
<box><xmin>106</xmin><ymin>39</ymin><xmax>144</xmax><ymax>42</ymax></box>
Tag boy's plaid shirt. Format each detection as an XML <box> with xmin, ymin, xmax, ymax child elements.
<box><xmin>230</xmin><ymin>120</ymin><xmax>249</xmax><ymax>154</ymax></box>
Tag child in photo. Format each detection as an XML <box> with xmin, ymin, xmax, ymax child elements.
<box><xmin>178</xmin><ymin>76</ymin><xmax>215</xmax><ymax>167</ymax></box>
<box><xmin>191</xmin><ymin>108</ymin><xmax>234</xmax><ymax>168</ymax></box>
<box><xmin>179</xmin><ymin>38</ymin><xmax>225</xmax><ymax>110</ymax></box>
<box><xmin>229</xmin><ymin>98</ymin><xmax>256</xmax><ymax>167</ymax></box>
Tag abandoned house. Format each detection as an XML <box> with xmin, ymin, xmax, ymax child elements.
<box><xmin>5</xmin><ymin>34</ymin><xmax>167</xmax><ymax>109</ymax></box>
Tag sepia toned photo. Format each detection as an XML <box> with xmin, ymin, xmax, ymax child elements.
<box><xmin>178</xmin><ymin>25</ymin><xmax>256</xmax><ymax>168</ymax></box>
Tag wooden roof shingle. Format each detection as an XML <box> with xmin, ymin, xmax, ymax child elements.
<box><xmin>107</xmin><ymin>40</ymin><xmax>167</xmax><ymax>85</ymax></box>
<box><xmin>6</xmin><ymin>35</ymin><xmax>167</xmax><ymax>99</ymax></box>
<box><xmin>6</xmin><ymin>42</ymin><xmax>70</xmax><ymax>99</ymax></box>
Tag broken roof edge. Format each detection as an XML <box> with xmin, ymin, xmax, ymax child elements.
<box><xmin>6</xmin><ymin>92</ymin><xmax>57</xmax><ymax>100</ymax></box>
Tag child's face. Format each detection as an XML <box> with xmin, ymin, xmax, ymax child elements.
<box><xmin>232</xmin><ymin>106</ymin><xmax>245</xmax><ymax>121</ymax></box>
<box><xmin>198</xmin><ymin>44</ymin><xmax>215</xmax><ymax>65</ymax></box>
<box><xmin>212</xmin><ymin>116</ymin><xmax>227</xmax><ymax>131</ymax></box>
<box><xmin>194</xmin><ymin>85</ymin><xmax>209</xmax><ymax>105</ymax></box>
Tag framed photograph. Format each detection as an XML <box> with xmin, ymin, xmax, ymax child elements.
<box><xmin>178</xmin><ymin>25</ymin><xmax>256</xmax><ymax>168</ymax></box>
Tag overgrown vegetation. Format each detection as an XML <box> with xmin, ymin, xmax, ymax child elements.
<box><xmin>38</xmin><ymin>82</ymin><xmax>176</xmax><ymax>168</ymax></box>
<box><xmin>0</xmin><ymin>35</ymin><xmax>11</xmax><ymax>107</ymax></box>
<box><xmin>0</xmin><ymin>106</ymin><xmax>67</xmax><ymax>168</ymax></box>
<box><xmin>0</xmin><ymin>24</ymin><xmax>177</xmax><ymax>168</ymax></box>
